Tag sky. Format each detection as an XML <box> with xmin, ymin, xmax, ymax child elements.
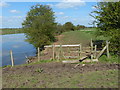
<box><xmin>0</xmin><ymin>1</ymin><xmax>98</xmax><ymax>28</ymax></box>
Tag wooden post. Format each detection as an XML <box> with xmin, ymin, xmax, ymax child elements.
<box><xmin>91</xmin><ymin>38</ymin><xmax>93</xmax><ymax>51</ymax></box>
<box><xmin>106</xmin><ymin>41</ymin><xmax>110</xmax><ymax>58</ymax></box>
<box><xmin>10</xmin><ymin>50</ymin><xmax>14</xmax><ymax>67</ymax></box>
<box><xmin>38</xmin><ymin>47</ymin><xmax>40</xmax><ymax>61</ymax></box>
<box><xmin>52</xmin><ymin>44</ymin><xmax>55</xmax><ymax>60</ymax></box>
<box><xmin>91</xmin><ymin>38</ymin><xmax>93</xmax><ymax>60</ymax></box>
<box><xmin>79</xmin><ymin>44</ymin><xmax>81</xmax><ymax>58</ymax></box>
<box><xmin>94</xmin><ymin>45</ymin><xmax>97</xmax><ymax>58</ymax></box>
<box><xmin>58</xmin><ymin>48</ymin><xmax>60</xmax><ymax>60</ymax></box>
<box><xmin>60</xmin><ymin>44</ymin><xmax>62</xmax><ymax>60</ymax></box>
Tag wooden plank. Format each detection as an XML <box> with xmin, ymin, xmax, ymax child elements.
<box><xmin>64</xmin><ymin>56</ymin><xmax>78</xmax><ymax>59</ymax></box>
<box><xmin>10</xmin><ymin>50</ymin><xmax>14</xmax><ymax>67</ymax></box>
<box><xmin>96</xmin><ymin>46</ymin><xmax>107</xmax><ymax>59</ymax></box>
<box><xmin>45</xmin><ymin>44</ymin><xmax>80</xmax><ymax>48</ymax></box>
<box><xmin>62</xmin><ymin>60</ymin><xmax>80</xmax><ymax>64</ymax></box>
<box><xmin>62</xmin><ymin>56</ymin><xmax>89</xmax><ymax>64</ymax></box>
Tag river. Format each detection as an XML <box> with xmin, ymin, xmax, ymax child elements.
<box><xmin>1</xmin><ymin>33</ymin><xmax>36</xmax><ymax>66</ymax></box>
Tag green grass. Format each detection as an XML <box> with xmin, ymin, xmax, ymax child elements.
<box><xmin>99</xmin><ymin>54</ymin><xmax>120</xmax><ymax>63</ymax></box>
<box><xmin>0</xmin><ymin>29</ymin><xmax>24</xmax><ymax>35</ymax></box>
<box><xmin>58</xmin><ymin>28</ymin><xmax>109</xmax><ymax>45</ymax></box>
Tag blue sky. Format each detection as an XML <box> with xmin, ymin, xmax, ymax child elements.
<box><xmin>1</xmin><ymin>1</ymin><xmax>97</xmax><ymax>28</ymax></box>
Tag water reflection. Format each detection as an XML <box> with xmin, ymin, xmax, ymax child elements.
<box><xmin>1</xmin><ymin>33</ymin><xmax>36</xmax><ymax>66</ymax></box>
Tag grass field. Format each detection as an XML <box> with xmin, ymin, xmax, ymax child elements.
<box><xmin>57</xmin><ymin>28</ymin><xmax>109</xmax><ymax>46</ymax></box>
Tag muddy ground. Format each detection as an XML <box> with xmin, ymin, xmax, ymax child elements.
<box><xmin>2</xmin><ymin>62</ymin><xmax>119</xmax><ymax>88</ymax></box>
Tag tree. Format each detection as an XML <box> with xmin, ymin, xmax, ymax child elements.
<box><xmin>55</xmin><ymin>24</ymin><xmax>65</xmax><ymax>35</ymax></box>
<box><xmin>75</xmin><ymin>24</ymin><xmax>86</xmax><ymax>30</ymax></box>
<box><xmin>22</xmin><ymin>4</ymin><xmax>56</xmax><ymax>48</ymax></box>
<box><xmin>91</xmin><ymin>2</ymin><xmax>120</xmax><ymax>55</ymax></box>
<box><xmin>63</xmin><ymin>22</ymin><xmax>75</xmax><ymax>31</ymax></box>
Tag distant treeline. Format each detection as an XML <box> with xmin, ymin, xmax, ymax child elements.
<box><xmin>0</xmin><ymin>24</ymin><xmax>95</xmax><ymax>35</ymax></box>
<box><xmin>0</xmin><ymin>28</ymin><xmax>22</xmax><ymax>30</ymax></box>
<box><xmin>0</xmin><ymin>28</ymin><xmax>24</xmax><ymax>35</ymax></box>
<box><xmin>55</xmin><ymin>22</ymin><xmax>94</xmax><ymax>35</ymax></box>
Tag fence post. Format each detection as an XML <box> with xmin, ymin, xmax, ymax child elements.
<box><xmin>106</xmin><ymin>41</ymin><xmax>110</xmax><ymax>58</ymax></box>
<box><xmin>94</xmin><ymin>45</ymin><xmax>97</xmax><ymax>58</ymax></box>
<box><xmin>52</xmin><ymin>44</ymin><xmax>55</xmax><ymax>60</ymax></box>
<box><xmin>60</xmin><ymin>44</ymin><xmax>62</xmax><ymax>60</ymax></box>
<box><xmin>91</xmin><ymin>38</ymin><xmax>93</xmax><ymax>60</ymax></box>
<box><xmin>79</xmin><ymin>44</ymin><xmax>81</xmax><ymax>58</ymax></box>
<box><xmin>10</xmin><ymin>50</ymin><xmax>14</xmax><ymax>67</ymax></box>
<box><xmin>91</xmin><ymin>38</ymin><xmax>93</xmax><ymax>51</ymax></box>
<box><xmin>38</xmin><ymin>47</ymin><xmax>40</xmax><ymax>61</ymax></box>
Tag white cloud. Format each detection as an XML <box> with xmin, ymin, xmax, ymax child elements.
<box><xmin>12</xmin><ymin>45</ymin><xmax>20</xmax><ymax>48</ymax></box>
<box><xmin>10</xmin><ymin>10</ymin><xmax>20</xmax><ymax>13</ymax></box>
<box><xmin>55</xmin><ymin>12</ymin><xmax>64</xmax><ymax>15</ymax></box>
<box><xmin>55</xmin><ymin>0</ymin><xmax>86</xmax><ymax>9</ymax></box>
<box><xmin>56</xmin><ymin>15</ymin><xmax>95</xmax><ymax>26</ymax></box>
<box><xmin>0</xmin><ymin>2</ymin><xmax>9</xmax><ymax>7</ymax></box>
<box><xmin>1</xmin><ymin>16</ymin><xmax>25</xmax><ymax>28</ymax></box>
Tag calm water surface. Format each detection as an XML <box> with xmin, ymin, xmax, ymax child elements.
<box><xmin>1</xmin><ymin>33</ymin><xmax>36</xmax><ymax>66</ymax></box>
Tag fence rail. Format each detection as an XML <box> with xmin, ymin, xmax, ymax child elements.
<box><xmin>45</xmin><ymin>44</ymin><xmax>80</xmax><ymax>48</ymax></box>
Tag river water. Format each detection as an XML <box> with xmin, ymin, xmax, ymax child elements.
<box><xmin>1</xmin><ymin>33</ymin><xmax>36</xmax><ymax>66</ymax></box>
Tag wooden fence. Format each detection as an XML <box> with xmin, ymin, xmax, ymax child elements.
<box><xmin>9</xmin><ymin>39</ymin><xmax>110</xmax><ymax>66</ymax></box>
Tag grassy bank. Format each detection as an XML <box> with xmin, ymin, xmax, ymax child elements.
<box><xmin>57</xmin><ymin>28</ymin><xmax>109</xmax><ymax>46</ymax></box>
<box><xmin>0</xmin><ymin>29</ymin><xmax>24</xmax><ymax>35</ymax></box>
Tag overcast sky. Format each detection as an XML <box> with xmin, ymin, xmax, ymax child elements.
<box><xmin>0</xmin><ymin>1</ymin><xmax>97</xmax><ymax>28</ymax></box>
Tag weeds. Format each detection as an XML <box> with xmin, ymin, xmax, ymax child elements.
<box><xmin>35</xmin><ymin>68</ymin><xmax>43</xmax><ymax>73</ymax></box>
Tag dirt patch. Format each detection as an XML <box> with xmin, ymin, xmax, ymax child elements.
<box><xmin>2</xmin><ymin>62</ymin><xmax>119</xmax><ymax>88</ymax></box>
<box><xmin>54</xmin><ymin>35</ymin><xmax>64</xmax><ymax>45</ymax></box>
<box><xmin>3</xmin><ymin>62</ymin><xmax>119</xmax><ymax>74</ymax></box>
